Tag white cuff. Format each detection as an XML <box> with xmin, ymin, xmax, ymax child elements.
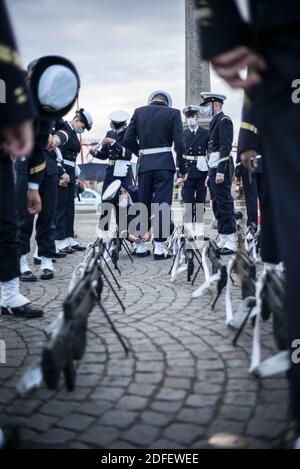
<box><xmin>28</xmin><ymin>183</ymin><xmax>39</xmax><ymax>190</ymax></box>
<box><xmin>216</xmin><ymin>172</ymin><xmax>224</xmax><ymax>178</ymax></box>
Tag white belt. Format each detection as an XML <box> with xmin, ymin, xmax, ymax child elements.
<box><xmin>63</xmin><ymin>159</ymin><xmax>76</xmax><ymax>168</ymax></box>
<box><xmin>139</xmin><ymin>147</ymin><xmax>172</xmax><ymax>156</ymax></box>
<box><xmin>183</xmin><ymin>154</ymin><xmax>206</xmax><ymax>161</ymax></box>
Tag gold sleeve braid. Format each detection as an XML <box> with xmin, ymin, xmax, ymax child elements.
<box><xmin>29</xmin><ymin>162</ymin><xmax>46</xmax><ymax>175</ymax></box>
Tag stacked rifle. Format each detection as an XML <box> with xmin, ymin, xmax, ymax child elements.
<box><xmin>190</xmin><ymin>223</ymin><xmax>289</xmax><ymax>378</ymax></box>
<box><xmin>168</xmin><ymin>225</ymin><xmax>205</xmax><ymax>283</ymax></box>
<box><xmin>17</xmin><ymin>238</ymin><xmax>129</xmax><ymax>394</ymax></box>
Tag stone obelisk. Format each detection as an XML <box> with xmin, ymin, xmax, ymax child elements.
<box><xmin>185</xmin><ymin>0</ymin><xmax>211</xmax><ymax>106</ymax></box>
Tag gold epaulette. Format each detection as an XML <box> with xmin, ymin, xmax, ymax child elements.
<box><xmin>221</xmin><ymin>116</ymin><xmax>232</xmax><ymax>122</ymax></box>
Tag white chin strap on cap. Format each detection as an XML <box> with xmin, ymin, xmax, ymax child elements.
<box><xmin>148</xmin><ymin>90</ymin><xmax>172</xmax><ymax>107</ymax></box>
<box><xmin>38</xmin><ymin>64</ymin><xmax>78</xmax><ymax>111</ymax></box>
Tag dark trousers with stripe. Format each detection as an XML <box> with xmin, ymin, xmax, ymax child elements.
<box><xmin>0</xmin><ymin>156</ymin><xmax>19</xmax><ymax>282</ymax></box>
<box><xmin>55</xmin><ymin>182</ymin><xmax>75</xmax><ymax>240</ymax></box>
<box><xmin>138</xmin><ymin>169</ymin><xmax>174</xmax><ymax>242</ymax></box>
<box><xmin>242</xmin><ymin>172</ymin><xmax>264</xmax><ymax>226</ymax></box>
<box><xmin>208</xmin><ymin>166</ymin><xmax>236</xmax><ymax>235</ymax></box>
<box><xmin>15</xmin><ymin>160</ymin><xmax>58</xmax><ymax>258</ymax></box>
<box><xmin>182</xmin><ymin>171</ymin><xmax>208</xmax><ymax>222</ymax></box>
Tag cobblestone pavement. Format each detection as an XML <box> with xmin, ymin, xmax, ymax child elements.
<box><xmin>0</xmin><ymin>210</ymin><xmax>294</xmax><ymax>449</ymax></box>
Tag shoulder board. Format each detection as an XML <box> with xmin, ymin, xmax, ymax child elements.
<box><xmin>220</xmin><ymin>116</ymin><xmax>232</xmax><ymax>122</ymax></box>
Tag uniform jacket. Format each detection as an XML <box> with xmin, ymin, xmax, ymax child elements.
<box><xmin>124</xmin><ymin>101</ymin><xmax>185</xmax><ymax>174</ymax></box>
<box><xmin>195</xmin><ymin>0</ymin><xmax>300</xmax><ymax>61</ymax></box>
<box><xmin>94</xmin><ymin>128</ymin><xmax>132</xmax><ymax>162</ymax></box>
<box><xmin>208</xmin><ymin>111</ymin><xmax>233</xmax><ymax>175</ymax></box>
<box><xmin>183</xmin><ymin>127</ymin><xmax>209</xmax><ymax>178</ymax></box>
<box><xmin>28</xmin><ymin>121</ymin><xmax>69</xmax><ymax>184</ymax></box>
<box><xmin>94</xmin><ymin>128</ymin><xmax>133</xmax><ymax>186</ymax></box>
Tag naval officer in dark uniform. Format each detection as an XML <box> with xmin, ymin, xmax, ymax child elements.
<box><xmin>179</xmin><ymin>105</ymin><xmax>208</xmax><ymax>236</ymax></box>
<box><xmin>0</xmin><ymin>0</ymin><xmax>43</xmax><ymax>318</ymax></box>
<box><xmin>236</xmin><ymin>106</ymin><xmax>264</xmax><ymax>230</ymax></box>
<box><xmin>195</xmin><ymin>0</ymin><xmax>300</xmax><ymax>447</ymax></box>
<box><xmin>124</xmin><ymin>90</ymin><xmax>186</xmax><ymax>259</ymax></box>
<box><xmin>16</xmin><ymin>122</ymin><xmax>69</xmax><ymax>281</ymax></box>
<box><xmin>91</xmin><ymin>110</ymin><xmax>134</xmax><ymax>234</ymax></box>
<box><xmin>54</xmin><ymin>108</ymin><xmax>93</xmax><ymax>253</ymax></box>
<box><xmin>200</xmin><ymin>92</ymin><xmax>236</xmax><ymax>254</ymax></box>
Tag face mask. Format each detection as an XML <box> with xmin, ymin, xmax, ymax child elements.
<box><xmin>75</xmin><ymin>127</ymin><xmax>84</xmax><ymax>134</ymax></box>
<box><xmin>115</xmin><ymin>126</ymin><xmax>125</xmax><ymax>134</ymax></box>
<box><xmin>187</xmin><ymin>117</ymin><xmax>197</xmax><ymax>127</ymax></box>
<box><xmin>201</xmin><ymin>105</ymin><xmax>213</xmax><ymax>118</ymax></box>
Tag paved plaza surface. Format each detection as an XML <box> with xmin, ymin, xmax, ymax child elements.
<box><xmin>0</xmin><ymin>210</ymin><xmax>295</xmax><ymax>449</ymax></box>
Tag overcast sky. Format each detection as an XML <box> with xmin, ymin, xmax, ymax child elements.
<box><xmin>8</xmin><ymin>0</ymin><xmax>243</xmax><ymax>143</ymax></box>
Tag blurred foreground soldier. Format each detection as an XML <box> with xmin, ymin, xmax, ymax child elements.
<box><xmin>195</xmin><ymin>0</ymin><xmax>300</xmax><ymax>447</ymax></box>
<box><xmin>90</xmin><ymin>110</ymin><xmax>134</xmax><ymax>237</ymax></box>
<box><xmin>124</xmin><ymin>90</ymin><xmax>186</xmax><ymax>259</ymax></box>
<box><xmin>54</xmin><ymin>108</ymin><xmax>93</xmax><ymax>253</ymax></box>
<box><xmin>236</xmin><ymin>106</ymin><xmax>264</xmax><ymax>231</ymax></box>
<box><xmin>200</xmin><ymin>92</ymin><xmax>236</xmax><ymax>254</ymax></box>
<box><xmin>178</xmin><ymin>105</ymin><xmax>208</xmax><ymax>237</ymax></box>
<box><xmin>0</xmin><ymin>0</ymin><xmax>43</xmax><ymax>318</ymax></box>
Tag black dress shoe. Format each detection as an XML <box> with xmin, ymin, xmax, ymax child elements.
<box><xmin>154</xmin><ymin>252</ymin><xmax>172</xmax><ymax>260</ymax></box>
<box><xmin>20</xmin><ymin>271</ymin><xmax>37</xmax><ymax>282</ymax></box>
<box><xmin>59</xmin><ymin>247</ymin><xmax>75</xmax><ymax>254</ymax></box>
<box><xmin>1</xmin><ymin>425</ymin><xmax>20</xmax><ymax>449</ymax></box>
<box><xmin>34</xmin><ymin>257</ymin><xmax>56</xmax><ymax>265</ymax></box>
<box><xmin>51</xmin><ymin>251</ymin><xmax>67</xmax><ymax>259</ymax></box>
<box><xmin>1</xmin><ymin>304</ymin><xmax>44</xmax><ymax>318</ymax></box>
<box><xmin>71</xmin><ymin>244</ymin><xmax>86</xmax><ymax>251</ymax></box>
<box><xmin>40</xmin><ymin>269</ymin><xmax>54</xmax><ymax>280</ymax></box>
<box><xmin>219</xmin><ymin>247</ymin><xmax>236</xmax><ymax>256</ymax></box>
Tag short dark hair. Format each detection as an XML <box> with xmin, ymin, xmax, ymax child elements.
<box><xmin>152</xmin><ymin>93</ymin><xmax>168</xmax><ymax>104</ymax></box>
<box><xmin>185</xmin><ymin>111</ymin><xmax>198</xmax><ymax>118</ymax></box>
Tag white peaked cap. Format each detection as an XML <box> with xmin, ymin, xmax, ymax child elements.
<box><xmin>37</xmin><ymin>65</ymin><xmax>78</xmax><ymax>111</ymax></box>
<box><xmin>108</xmin><ymin>110</ymin><xmax>130</xmax><ymax>123</ymax></box>
<box><xmin>183</xmin><ymin>104</ymin><xmax>202</xmax><ymax>114</ymax></box>
<box><xmin>200</xmin><ymin>92</ymin><xmax>227</xmax><ymax>105</ymax></box>
<box><xmin>82</xmin><ymin>110</ymin><xmax>93</xmax><ymax>127</ymax></box>
<box><xmin>148</xmin><ymin>90</ymin><xmax>173</xmax><ymax>107</ymax></box>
